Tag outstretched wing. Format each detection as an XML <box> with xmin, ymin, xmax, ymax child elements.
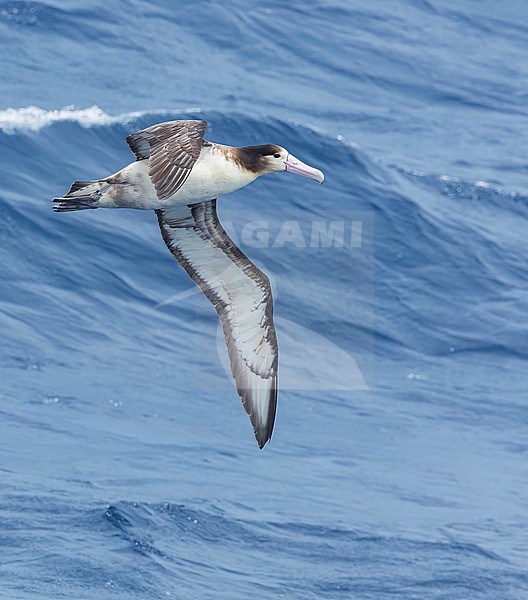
<box><xmin>156</xmin><ymin>200</ymin><xmax>278</xmax><ymax>448</ymax></box>
<box><xmin>126</xmin><ymin>120</ymin><xmax>207</xmax><ymax>200</ymax></box>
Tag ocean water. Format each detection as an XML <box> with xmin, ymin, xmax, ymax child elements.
<box><xmin>1</xmin><ymin>1</ymin><xmax>528</xmax><ymax>598</ymax></box>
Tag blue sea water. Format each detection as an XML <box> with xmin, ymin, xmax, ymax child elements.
<box><xmin>1</xmin><ymin>0</ymin><xmax>528</xmax><ymax>598</ymax></box>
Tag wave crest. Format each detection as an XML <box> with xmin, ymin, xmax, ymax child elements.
<box><xmin>0</xmin><ymin>105</ymin><xmax>202</xmax><ymax>134</ymax></box>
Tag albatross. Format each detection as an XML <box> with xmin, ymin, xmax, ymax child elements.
<box><xmin>53</xmin><ymin>119</ymin><xmax>324</xmax><ymax>448</ymax></box>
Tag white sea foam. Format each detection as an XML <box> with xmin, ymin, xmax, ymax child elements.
<box><xmin>0</xmin><ymin>105</ymin><xmax>202</xmax><ymax>134</ymax></box>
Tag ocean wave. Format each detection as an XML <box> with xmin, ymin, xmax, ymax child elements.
<box><xmin>0</xmin><ymin>105</ymin><xmax>202</xmax><ymax>134</ymax></box>
<box><xmin>4</xmin><ymin>103</ymin><xmax>523</xmax><ymax>208</ymax></box>
<box><xmin>99</xmin><ymin>500</ymin><xmax>520</xmax><ymax>599</ymax></box>
<box><xmin>1</xmin><ymin>105</ymin><xmax>525</xmax><ymax>367</ymax></box>
<box><xmin>4</xmin><ymin>1</ymin><xmax>528</xmax><ymax>597</ymax></box>
<box><xmin>2</xmin><ymin>99</ymin><xmax>528</xmax><ymax>599</ymax></box>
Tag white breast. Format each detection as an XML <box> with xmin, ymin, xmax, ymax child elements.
<box><xmin>170</xmin><ymin>144</ymin><xmax>258</xmax><ymax>204</ymax></box>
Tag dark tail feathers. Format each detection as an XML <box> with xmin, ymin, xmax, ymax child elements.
<box><xmin>53</xmin><ymin>180</ymin><xmax>106</xmax><ymax>212</ymax></box>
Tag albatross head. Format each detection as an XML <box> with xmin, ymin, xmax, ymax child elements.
<box><xmin>235</xmin><ymin>144</ymin><xmax>325</xmax><ymax>184</ymax></box>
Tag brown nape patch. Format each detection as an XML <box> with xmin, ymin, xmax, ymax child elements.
<box><xmin>231</xmin><ymin>144</ymin><xmax>283</xmax><ymax>173</ymax></box>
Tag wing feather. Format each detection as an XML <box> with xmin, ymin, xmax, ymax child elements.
<box><xmin>156</xmin><ymin>200</ymin><xmax>278</xmax><ymax>448</ymax></box>
<box><xmin>126</xmin><ymin>120</ymin><xmax>207</xmax><ymax>201</ymax></box>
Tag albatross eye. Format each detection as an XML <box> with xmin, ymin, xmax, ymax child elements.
<box><xmin>273</xmin><ymin>153</ymin><xmax>281</xmax><ymax>158</ymax></box>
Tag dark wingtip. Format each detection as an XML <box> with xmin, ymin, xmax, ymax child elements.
<box><xmin>256</xmin><ymin>435</ymin><xmax>268</xmax><ymax>450</ymax></box>
<box><xmin>253</xmin><ymin>420</ymin><xmax>274</xmax><ymax>449</ymax></box>
<box><xmin>249</xmin><ymin>379</ymin><xmax>277</xmax><ymax>450</ymax></box>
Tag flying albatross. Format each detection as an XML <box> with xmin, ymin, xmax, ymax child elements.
<box><xmin>53</xmin><ymin>119</ymin><xmax>324</xmax><ymax>448</ymax></box>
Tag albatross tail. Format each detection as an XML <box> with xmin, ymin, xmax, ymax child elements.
<box><xmin>52</xmin><ymin>180</ymin><xmax>108</xmax><ymax>212</ymax></box>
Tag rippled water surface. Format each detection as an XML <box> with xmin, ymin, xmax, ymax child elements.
<box><xmin>1</xmin><ymin>1</ymin><xmax>528</xmax><ymax>598</ymax></box>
